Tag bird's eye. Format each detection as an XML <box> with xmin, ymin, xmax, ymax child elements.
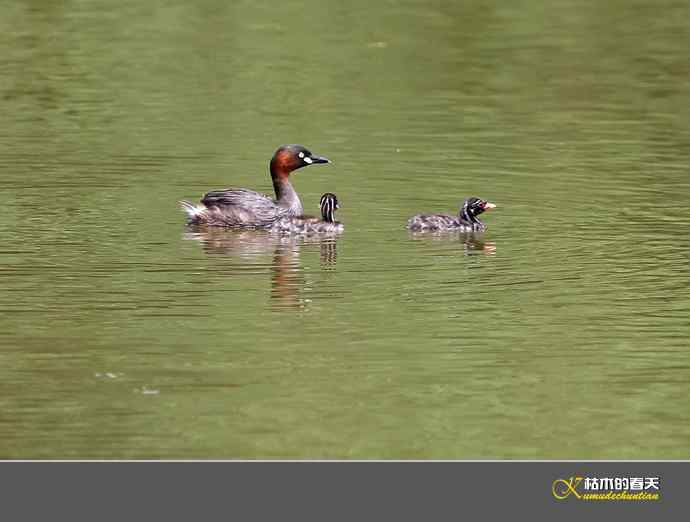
<box><xmin>298</xmin><ymin>152</ymin><xmax>305</xmax><ymax>159</ymax></box>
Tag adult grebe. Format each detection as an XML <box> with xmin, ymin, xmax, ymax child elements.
<box><xmin>180</xmin><ymin>144</ymin><xmax>330</xmax><ymax>227</ymax></box>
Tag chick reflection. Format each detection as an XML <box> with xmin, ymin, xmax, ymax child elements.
<box><xmin>183</xmin><ymin>227</ymin><xmax>341</xmax><ymax>310</ymax></box>
<box><xmin>319</xmin><ymin>238</ymin><xmax>338</xmax><ymax>269</ymax></box>
<box><xmin>408</xmin><ymin>231</ymin><xmax>496</xmax><ymax>255</ymax></box>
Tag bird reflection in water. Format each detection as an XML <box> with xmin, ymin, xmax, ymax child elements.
<box><xmin>318</xmin><ymin>238</ymin><xmax>338</xmax><ymax>269</ymax></box>
<box><xmin>183</xmin><ymin>226</ymin><xmax>341</xmax><ymax>310</ymax></box>
<box><xmin>408</xmin><ymin>231</ymin><xmax>496</xmax><ymax>255</ymax></box>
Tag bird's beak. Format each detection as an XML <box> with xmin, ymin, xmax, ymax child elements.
<box><xmin>483</xmin><ymin>202</ymin><xmax>497</xmax><ymax>210</ymax></box>
<box><xmin>307</xmin><ymin>155</ymin><xmax>330</xmax><ymax>165</ymax></box>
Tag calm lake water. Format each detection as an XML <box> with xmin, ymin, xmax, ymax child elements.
<box><xmin>1</xmin><ymin>0</ymin><xmax>689</xmax><ymax>458</ymax></box>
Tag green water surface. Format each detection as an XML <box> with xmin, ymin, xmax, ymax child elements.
<box><xmin>1</xmin><ymin>0</ymin><xmax>689</xmax><ymax>458</ymax></box>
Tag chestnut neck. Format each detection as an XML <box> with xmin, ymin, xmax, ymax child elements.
<box><xmin>270</xmin><ymin>161</ymin><xmax>303</xmax><ymax>216</ymax></box>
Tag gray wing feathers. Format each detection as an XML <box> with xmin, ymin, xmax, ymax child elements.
<box><xmin>199</xmin><ymin>188</ymin><xmax>288</xmax><ymax>227</ymax></box>
<box><xmin>407</xmin><ymin>213</ymin><xmax>458</xmax><ymax>231</ymax></box>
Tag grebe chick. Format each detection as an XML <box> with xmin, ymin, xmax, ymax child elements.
<box><xmin>407</xmin><ymin>197</ymin><xmax>496</xmax><ymax>232</ymax></box>
<box><xmin>179</xmin><ymin>144</ymin><xmax>330</xmax><ymax>227</ymax></box>
<box><xmin>271</xmin><ymin>193</ymin><xmax>344</xmax><ymax>235</ymax></box>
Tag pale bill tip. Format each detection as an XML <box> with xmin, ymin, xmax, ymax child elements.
<box><xmin>484</xmin><ymin>202</ymin><xmax>497</xmax><ymax>209</ymax></box>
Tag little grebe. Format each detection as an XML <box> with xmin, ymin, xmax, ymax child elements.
<box><xmin>179</xmin><ymin>144</ymin><xmax>330</xmax><ymax>227</ymax></box>
<box><xmin>407</xmin><ymin>197</ymin><xmax>496</xmax><ymax>232</ymax></box>
<box><xmin>270</xmin><ymin>193</ymin><xmax>343</xmax><ymax>235</ymax></box>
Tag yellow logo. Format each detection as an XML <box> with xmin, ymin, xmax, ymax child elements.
<box><xmin>552</xmin><ymin>475</ymin><xmax>660</xmax><ymax>501</ymax></box>
<box><xmin>552</xmin><ymin>476</ymin><xmax>583</xmax><ymax>500</ymax></box>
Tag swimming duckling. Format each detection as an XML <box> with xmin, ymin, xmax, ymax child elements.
<box><xmin>407</xmin><ymin>197</ymin><xmax>496</xmax><ymax>232</ymax></box>
<box><xmin>271</xmin><ymin>193</ymin><xmax>344</xmax><ymax>235</ymax></box>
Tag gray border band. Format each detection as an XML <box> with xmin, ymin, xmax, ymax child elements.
<box><xmin>0</xmin><ymin>462</ymin><xmax>680</xmax><ymax>521</ymax></box>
